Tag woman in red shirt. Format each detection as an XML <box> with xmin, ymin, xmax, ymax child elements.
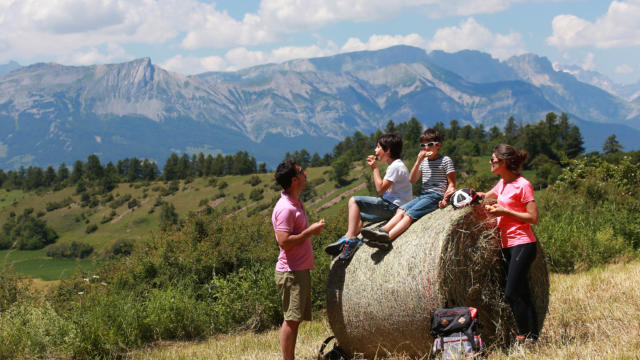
<box><xmin>478</xmin><ymin>144</ymin><xmax>539</xmax><ymax>344</ymax></box>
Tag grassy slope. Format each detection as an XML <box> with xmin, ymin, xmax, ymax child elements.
<box><xmin>128</xmin><ymin>261</ymin><xmax>640</xmax><ymax>360</ymax></box>
<box><xmin>0</xmin><ymin>165</ymin><xmax>370</xmax><ymax>280</ymax></box>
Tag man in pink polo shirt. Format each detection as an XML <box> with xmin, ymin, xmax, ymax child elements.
<box><xmin>272</xmin><ymin>160</ymin><xmax>325</xmax><ymax>360</ymax></box>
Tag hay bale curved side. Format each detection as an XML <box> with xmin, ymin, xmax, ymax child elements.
<box><xmin>326</xmin><ymin>206</ymin><xmax>549</xmax><ymax>358</ymax></box>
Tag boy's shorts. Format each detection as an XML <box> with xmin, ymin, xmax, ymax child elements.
<box><xmin>353</xmin><ymin>196</ymin><xmax>399</xmax><ymax>222</ymax></box>
<box><xmin>274</xmin><ymin>269</ymin><xmax>312</xmax><ymax>322</ymax></box>
<box><xmin>400</xmin><ymin>192</ymin><xmax>443</xmax><ymax>220</ymax></box>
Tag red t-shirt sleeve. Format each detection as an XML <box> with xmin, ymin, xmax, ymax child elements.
<box><xmin>520</xmin><ymin>181</ymin><xmax>535</xmax><ymax>204</ymax></box>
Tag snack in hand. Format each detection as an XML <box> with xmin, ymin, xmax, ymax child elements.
<box><xmin>425</xmin><ymin>151</ymin><xmax>433</xmax><ymax>156</ymax></box>
<box><xmin>367</xmin><ymin>155</ymin><xmax>376</xmax><ymax>161</ymax></box>
<box><xmin>484</xmin><ymin>204</ymin><xmax>497</xmax><ymax>211</ymax></box>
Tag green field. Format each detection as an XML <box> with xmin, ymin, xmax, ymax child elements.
<box><xmin>0</xmin><ymin>249</ymin><xmax>96</xmax><ymax>281</ymax></box>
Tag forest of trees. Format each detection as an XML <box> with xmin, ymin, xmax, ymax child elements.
<box><xmin>0</xmin><ymin>112</ymin><xmax>636</xmax><ymax>193</ymax></box>
<box><xmin>0</xmin><ymin>151</ymin><xmax>265</xmax><ymax>192</ymax></box>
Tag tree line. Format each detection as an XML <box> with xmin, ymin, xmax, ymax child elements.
<box><xmin>321</xmin><ymin>113</ymin><xmax>586</xmax><ymax>187</ymax></box>
<box><xmin>0</xmin><ymin>151</ymin><xmax>266</xmax><ymax>192</ymax></box>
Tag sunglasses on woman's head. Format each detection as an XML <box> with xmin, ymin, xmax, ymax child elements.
<box><xmin>420</xmin><ymin>142</ymin><xmax>438</xmax><ymax>148</ymax></box>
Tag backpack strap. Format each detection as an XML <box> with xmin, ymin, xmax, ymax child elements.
<box><xmin>463</xmin><ymin>318</ymin><xmax>479</xmax><ymax>352</ymax></box>
<box><xmin>319</xmin><ymin>336</ymin><xmax>335</xmax><ymax>356</ymax></box>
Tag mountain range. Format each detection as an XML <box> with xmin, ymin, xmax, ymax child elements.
<box><xmin>1</xmin><ymin>45</ymin><xmax>638</xmax><ymax>169</ymax></box>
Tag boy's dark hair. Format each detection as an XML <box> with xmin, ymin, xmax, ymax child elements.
<box><xmin>377</xmin><ymin>133</ymin><xmax>403</xmax><ymax>159</ymax></box>
<box><xmin>275</xmin><ymin>160</ymin><xmax>298</xmax><ymax>189</ymax></box>
<box><xmin>420</xmin><ymin>129</ymin><xmax>442</xmax><ymax>143</ymax></box>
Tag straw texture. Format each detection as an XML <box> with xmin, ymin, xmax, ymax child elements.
<box><xmin>326</xmin><ymin>205</ymin><xmax>549</xmax><ymax>358</ymax></box>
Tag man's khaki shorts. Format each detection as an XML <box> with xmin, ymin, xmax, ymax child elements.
<box><xmin>274</xmin><ymin>269</ymin><xmax>312</xmax><ymax>322</ymax></box>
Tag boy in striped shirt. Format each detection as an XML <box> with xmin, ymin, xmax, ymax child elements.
<box><xmin>362</xmin><ymin>129</ymin><xmax>456</xmax><ymax>243</ymax></box>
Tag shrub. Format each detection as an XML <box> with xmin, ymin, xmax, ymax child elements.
<box><xmin>537</xmin><ymin>157</ymin><xmax>640</xmax><ymax>272</ymax></box>
<box><xmin>127</xmin><ymin>198</ymin><xmax>139</xmax><ymax>209</ymax></box>
<box><xmin>0</xmin><ymin>213</ymin><xmax>58</xmax><ymax>250</ymax></box>
<box><xmin>249</xmin><ymin>188</ymin><xmax>264</xmax><ymax>201</ymax></box>
<box><xmin>245</xmin><ymin>175</ymin><xmax>261</xmax><ymax>187</ymax></box>
<box><xmin>85</xmin><ymin>224</ymin><xmax>98</xmax><ymax>234</ymax></box>
<box><xmin>46</xmin><ymin>241</ymin><xmax>94</xmax><ymax>259</ymax></box>
<box><xmin>109</xmin><ymin>239</ymin><xmax>134</xmax><ymax>257</ymax></box>
<box><xmin>0</xmin><ymin>298</ymin><xmax>74</xmax><ymax>359</ymax></box>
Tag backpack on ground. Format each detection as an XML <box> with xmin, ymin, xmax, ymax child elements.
<box><xmin>317</xmin><ymin>336</ymin><xmax>349</xmax><ymax>360</ymax></box>
<box><xmin>431</xmin><ymin>307</ymin><xmax>483</xmax><ymax>359</ymax></box>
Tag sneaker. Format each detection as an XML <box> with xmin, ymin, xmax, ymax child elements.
<box><xmin>361</xmin><ymin>227</ymin><xmax>390</xmax><ymax>243</ymax></box>
<box><xmin>362</xmin><ymin>237</ymin><xmax>392</xmax><ymax>251</ymax></box>
<box><xmin>338</xmin><ymin>238</ymin><xmax>361</xmax><ymax>261</ymax></box>
<box><xmin>325</xmin><ymin>236</ymin><xmax>347</xmax><ymax>256</ymax></box>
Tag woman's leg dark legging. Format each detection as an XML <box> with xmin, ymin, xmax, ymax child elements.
<box><xmin>503</xmin><ymin>242</ymin><xmax>539</xmax><ymax>339</ymax></box>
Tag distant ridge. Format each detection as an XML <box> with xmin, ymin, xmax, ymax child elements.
<box><xmin>0</xmin><ymin>46</ymin><xmax>638</xmax><ymax>169</ymax></box>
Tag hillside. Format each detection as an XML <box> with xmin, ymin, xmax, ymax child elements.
<box><xmin>0</xmin><ymin>164</ymin><xmax>372</xmax><ymax>280</ymax></box>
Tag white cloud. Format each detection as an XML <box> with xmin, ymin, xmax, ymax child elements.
<box><xmin>180</xmin><ymin>0</ymin><xmax>524</xmax><ymax>50</ymax></box>
<box><xmin>615</xmin><ymin>64</ymin><xmax>634</xmax><ymax>74</ymax></box>
<box><xmin>161</xmin><ymin>54</ymin><xmax>227</xmax><ymax>74</ymax></box>
<box><xmin>341</xmin><ymin>34</ymin><xmax>426</xmax><ymax>52</ymax></box>
<box><xmin>427</xmin><ymin>18</ymin><xmax>524</xmax><ymax>59</ymax></box>
<box><xmin>0</xmin><ymin>0</ymin><xmax>527</xmax><ymax>64</ymax></box>
<box><xmin>547</xmin><ymin>0</ymin><xmax>640</xmax><ymax>48</ymax></box>
<box><xmin>57</xmin><ymin>43</ymin><xmax>132</xmax><ymax>65</ymax></box>
<box><xmin>0</xmin><ymin>0</ymin><xmax>197</xmax><ymax>61</ymax></box>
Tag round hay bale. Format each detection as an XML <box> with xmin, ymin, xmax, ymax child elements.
<box><xmin>326</xmin><ymin>205</ymin><xmax>549</xmax><ymax>358</ymax></box>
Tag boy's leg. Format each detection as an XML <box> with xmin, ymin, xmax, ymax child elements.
<box><xmin>388</xmin><ymin>214</ymin><xmax>414</xmax><ymax>240</ymax></box>
<box><xmin>381</xmin><ymin>208</ymin><xmax>406</xmax><ymax>232</ymax></box>
<box><xmin>345</xmin><ymin>197</ymin><xmax>364</xmax><ymax>238</ymax></box>
<box><xmin>388</xmin><ymin>192</ymin><xmax>443</xmax><ymax>240</ymax></box>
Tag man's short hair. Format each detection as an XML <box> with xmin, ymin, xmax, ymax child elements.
<box><xmin>275</xmin><ymin>160</ymin><xmax>298</xmax><ymax>189</ymax></box>
<box><xmin>420</xmin><ymin>129</ymin><xmax>442</xmax><ymax>143</ymax></box>
<box><xmin>377</xmin><ymin>133</ymin><xmax>403</xmax><ymax>159</ymax></box>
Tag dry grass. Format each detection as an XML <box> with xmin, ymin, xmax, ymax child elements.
<box><xmin>127</xmin><ymin>261</ymin><xmax>640</xmax><ymax>360</ymax></box>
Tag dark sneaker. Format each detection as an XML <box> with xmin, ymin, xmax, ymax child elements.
<box><xmin>362</xmin><ymin>237</ymin><xmax>392</xmax><ymax>251</ymax></box>
<box><xmin>325</xmin><ymin>236</ymin><xmax>347</xmax><ymax>256</ymax></box>
<box><xmin>338</xmin><ymin>239</ymin><xmax>361</xmax><ymax>261</ymax></box>
<box><xmin>361</xmin><ymin>227</ymin><xmax>390</xmax><ymax>243</ymax></box>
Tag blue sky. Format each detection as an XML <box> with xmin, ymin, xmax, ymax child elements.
<box><xmin>1</xmin><ymin>0</ymin><xmax>639</xmax><ymax>84</ymax></box>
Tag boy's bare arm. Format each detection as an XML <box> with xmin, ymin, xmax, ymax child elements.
<box><xmin>409</xmin><ymin>150</ymin><xmax>428</xmax><ymax>183</ymax></box>
<box><xmin>439</xmin><ymin>172</ymin><xmax>457</xmax><ymax>208</ymax></box>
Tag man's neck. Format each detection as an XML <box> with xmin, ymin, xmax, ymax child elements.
<box><xmin>284</xmin><ymin>187</ymin><xmax>301</xmax><ymax>201</ymax></box>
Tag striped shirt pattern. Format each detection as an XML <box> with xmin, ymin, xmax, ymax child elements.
<box><xmin>419</xmin><ymin>155</ymin><xmax>455</xmax><ymax>196</ymax></box>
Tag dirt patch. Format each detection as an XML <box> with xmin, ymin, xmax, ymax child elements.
<box><xmin>307</xmin><ymin>189</ymin><xmax>337</xmax><ymax>208</ymax></box>
<box><xmin>197</xmin><ymin>198</ymin><xmax>224</xmax><ymax>212</ymax></box>
<box><xmin>110</xmin><ymin>198</ymin><xmax>150</xmax><ymax>224</ymax></box>
<box><xmin>316</xmin><ymin>182</ymin><xmax>366</xmax><ymax>212</ymax></box>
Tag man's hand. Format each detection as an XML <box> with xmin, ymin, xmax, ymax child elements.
<box><xmin>308</xmin><ymin>219</ymin><xmax>325</xmax><ymax>236</ymax></box>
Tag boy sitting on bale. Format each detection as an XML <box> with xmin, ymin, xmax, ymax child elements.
<box><xmin>325</xmin><ymin>133</ymin><xmax>412</xmax><ymax>260</ymax></box>
<box><xmin>362</xmin><ymin>129</ymin><xmax>456</xmax><ymax>243</ymax></box>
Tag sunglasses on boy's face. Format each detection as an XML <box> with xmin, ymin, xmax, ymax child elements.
<box><xmin>420</xmin><ymin>142</ymin><xmax>439</xmax><ymax>148</ymax></box>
